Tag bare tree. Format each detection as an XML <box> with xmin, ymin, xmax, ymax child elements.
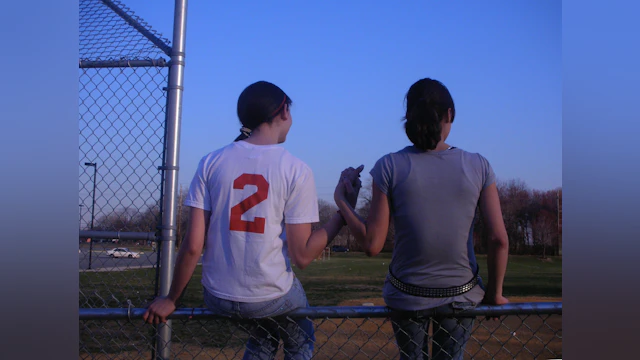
<box><xmin>357</xmin><ymin>176</ymin><xmax>394</xmax><ymax>252</ymax></box>
<box><xmin>94</xmin><ymin>207</ymin><xmax>139</xmax><ymax>232</ymax></box>
<box><xmin>529</xmin><ymin>188</ymin><xmax>560</xmax><ymax>257</ymax></box>
<box><xmin>314</xmin><ymin>199</ymin><xmax>338</xmax><ymax>230</ymax></box>
<box><xmin>133</xmin><ymin>203</ymin><xmax>160</xmax><ymax>232</ymax></box>
<box><xmin>312</xmin><ymin>198</ymin><xmax>354</xmax><ymax>248</ymax></box>
<box><xmin>497</xmin><ymin>178</ymin><xmax>531</xmax><ymax>254</ymax></box>
<box><xmin>531</xmin><ymin>209</ymin><xmax>556</xmax><ymax>258</ymax></box>
<box><xmin>557</xmin><ymin>188</ymin><xmax>562</xmax><ymax>256</ymax></box>
<box><xmin>175</xmin><ymin>185</ymin><xmax>190</xmax><ymax>249</ymax></box>
<box><xmin>472</xmin><ymin>207</ymin><xmax>488</xmax><ymax>254</ymax></box>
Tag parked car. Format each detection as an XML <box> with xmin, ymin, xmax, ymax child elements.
<box><xmin>331</xmin><ymin>245</ymin><xmax>349</xmax><ymax>253</ymax></box>
<box><xmin>106</xmin><ymin>248</ymin><xmax>141</xmax><ymax>259</ymax></box>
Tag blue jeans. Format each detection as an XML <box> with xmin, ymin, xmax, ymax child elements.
<box><xmin>203</xmin><ymin>276</ymin><xmax>315</xmax><ymax>360</ymax></box>
<box><xmin>390</xmin><ymin>302</ymin><xmax>476</xmax><ymax>360</ymax></box>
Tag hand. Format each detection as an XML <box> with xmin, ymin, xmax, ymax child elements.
<box><xmin>481</xmin><ymin>292</ymin><xmax>509</xmax><ymax>321</ymax></box>
<box><xmin>335</xmin><ymin>165</ymin><xmax>364</xmax><ymax>208</ymax></box>
<box><xmin>345</xmin><ymin>174</ymin><xmax>362</xmax><ymax>208</ymax></box>
<box><xmin>142</xmin><ymin>296</ymin><xmax>176</xmax><ymax>325</ymax></box>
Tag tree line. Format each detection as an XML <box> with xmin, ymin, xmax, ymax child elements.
<box><xmin>90</xmin><ymin>179</ymin><xmax>562</xmax><ymax>257</ymax></box>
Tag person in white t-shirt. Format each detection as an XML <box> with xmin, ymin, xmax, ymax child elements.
<box><xmin>143</xmin><ymin>81</ymin><xmax>360</xmax><ymax>360</ymax></box>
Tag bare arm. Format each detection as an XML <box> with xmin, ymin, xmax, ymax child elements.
<box><xmin>286</xmin><ymin>213</ymin><xmax>346</xmax><ymax>269</ymax></box>
<box><xmin>143</xmin><ymin>206</ymin><xmax>209</xmax><ymax>324</ymax></box>
<box><xmin>166</xmin><ymin>207</ymin><xmax>210</xmax><ymax>302</ymax></box>
<box><xmin>337</xmin><ymin>180</ymin><xmax>390</xmax><ymax>257</ymax></box>
<box><xmin>479</xmin><ymin>183</ymin><xmax>509</xmax><ymax>303</ymax></box>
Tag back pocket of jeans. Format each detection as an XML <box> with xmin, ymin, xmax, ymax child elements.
<box><xmin>451</xmin><ymin>301</ymin><xmax>477</xmax><ymax>313</ymax></box>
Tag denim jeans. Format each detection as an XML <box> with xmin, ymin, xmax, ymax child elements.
<box><xmin>390</xmin><ymin>302</ymin><xmax>476</xmax><ymax>360</ymax></box>
<box><xmin>203</xmin><ymin>276</ymin><xmax>315</xmax><ymax>360</ymax></box>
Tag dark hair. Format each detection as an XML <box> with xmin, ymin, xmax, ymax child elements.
<box><xmin>234</xmin><ymin>81</ymin><xmax>293</xmax><ymax>142</ymax></box>
<box><xmin>403</xmin><ymin>78</ymin><xmax>455</xmax><ymax>151</ymax></box>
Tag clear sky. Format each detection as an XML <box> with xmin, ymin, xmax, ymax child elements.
<box><xmin>121</xmin><ymin>0</ymin><xmax>561</xmax><ymax>202</ymax></box>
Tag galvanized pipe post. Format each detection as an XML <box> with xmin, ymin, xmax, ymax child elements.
<box><xmin>83</xmin><ymin>162</ymin><xmax>98</xmax><ymax>270</ymax></box>
<box><xmin>155</xmin><ymin>0</ymin><xmax>188</xmax><ymax>359</ymax></box>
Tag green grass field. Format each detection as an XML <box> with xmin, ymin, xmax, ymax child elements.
<box><xmin>80</xmin><ymin>253</ymin><xmax>561</xmax><ymax>308</ymax></box>
<box><xmin>293</xmin><ymin>253</ymin><xmax>561</xmax><ymax>306</ymax></box>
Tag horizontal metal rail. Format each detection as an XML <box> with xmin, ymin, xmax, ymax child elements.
<box><xmin>79</xmin><ymin>230</ymin><xmax>156</xmax><ymax>241</ymax></box>
<box><xmin>79</xmin><ymin>302</ymin><xmax>562</xmax><ymax>320</ymax></box>
<box><xmin>101</xmin><ymin>0</ymin><xmax>172</xmax><ymax>56</ymax></box>
<box><xmin>79</xmin><ymin>58</ymin><xmax>169</xmax><ymax>68</ymax></box>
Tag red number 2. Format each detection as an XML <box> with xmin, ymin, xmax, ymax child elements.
<box><xmin>229</xmin><ymin>174</ymin><xmax>269</xmax><ymax>233</ymax></box>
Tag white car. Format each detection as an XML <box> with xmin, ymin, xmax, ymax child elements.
<box><xmin>106</xmin><ymin>248</ymin><xmax>141</xmax><ymax>259</ymax></box>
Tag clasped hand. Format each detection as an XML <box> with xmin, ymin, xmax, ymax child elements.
<box><xmin>335</xmin><ymin>165</ymin><xmax>364</xmax><ymax>208</ymax></box>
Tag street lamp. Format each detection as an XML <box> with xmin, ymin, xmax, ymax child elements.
<box><xmin>84</xmin><ymin>162</ymin><xmax>98</xmax><ymax>270</ymax></box>
<box><xmin>79</xmin><ymin>204</ymin><xmax>83</xmax><ymax>229</ymax></box>
<box><xmin>79</xmin><ymin>204</ymin><xmax>84</xmax><ymax>255</ymax></box>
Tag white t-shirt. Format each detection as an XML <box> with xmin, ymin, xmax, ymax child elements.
<box><xmin>184</xmin><ymin>140</ymin><xmax>319</xmax><ymax>302</ymax></box>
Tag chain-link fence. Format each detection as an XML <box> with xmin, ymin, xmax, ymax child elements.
<box><xmin>79</xmin><ymin>303</ymin><xmax>562</xmax><ymax>359</ymax></box>
<box><xmin>79</xmin><ymin>0</ymin><xmax>188</xmax><ymax>358</ymax></box>
<box><xmin>79</xmin><ymin>0</ymin><xmax>171</xmax><ymax>305</ymax></box>
<box><xmin>77</xmin><ymin>2</ymin><xmax>562</xmax><ymax>359</ymax></box>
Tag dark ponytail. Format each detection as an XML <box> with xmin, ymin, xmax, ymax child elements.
<box><xmin>403</xmin><ymin>78</ymin><xmax>455</xmax><ymax>151</ymax></box>
<box><xmin>234</xmin><ymin>81</ymin><xmax>292</xmax><ymax>142</ymax></box>
<box><xmin>233</xmin><ymin>127</ymin><xmax>253</xmax><ymax>142</ymax></box>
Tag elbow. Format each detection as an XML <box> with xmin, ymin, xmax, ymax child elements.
<box><xmin>488</xmin><ymin>233</ymin><xmax>509</xmax><ymax>249</ymax></box>
<box><xmin>363</xmin><ymin>243</ymin><xmax>383</xmax><ymax>257</ymax></box>
<box><xmin>290</xmin><ymin>254</ymin><xmax>311</xmax><ymax>270</ymax></box>
<box><xmin>364</xmin><ymin>247</ymin><xmax>382</xmax><ymax>257</ymax></box>
<box><xmin>185</xmin><ymin>249</ymin><xmax>201</xmax><ymax>258</ymax></box>
<box><xmin>181</xmin><ymin>243</ymin><xmax>202</xmax><ymax>258</ymax></box>
<box><xmin>364</xmin><ymin>249</ymin><xmax>380</xmax><ymax>257</ymax></box>
<box><xmin>363</xmin><ymin>234</ymin><xmax>384</xmax><ymax>257</ymax></box>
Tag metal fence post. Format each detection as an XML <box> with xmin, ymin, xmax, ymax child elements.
<box><xmin>86</xmin><ymin>162</ymin><xmax>97</xmax><ymax>269</ymax></box>
<box><xmin>156</xmin><ymin>0</ymin><xmax>188</xmax><ymax>359</ymax></box>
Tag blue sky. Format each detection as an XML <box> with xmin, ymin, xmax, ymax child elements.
<box><xmin>121</xmin><ymin>0</ymin><xmax>561</xmax><ymax>202</ymax></box>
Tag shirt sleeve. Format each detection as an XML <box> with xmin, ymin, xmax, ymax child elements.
<box><xmin>478</xmin><ymin>154</ymin><xmax>497</xmax><ymax>189</ymax></box>
<box><xmin>369</xmin><ymin>154</ymin><xmax>393</xmax><ymax>196</ymax></box>
<box><xmin>184</xmin><ymin>156</ymin><xmax>212</xmax><ymax>211</ymax></box>
<box><xmin>284</xmin><ymin>165</ymin><xmax>320</xmax><ymax>224</ymax></box>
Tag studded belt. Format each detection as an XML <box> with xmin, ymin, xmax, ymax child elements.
<box><xmin>387</xmin><ymin>266</ymin><xmax>480</xmax><ymax>298</ymax></box>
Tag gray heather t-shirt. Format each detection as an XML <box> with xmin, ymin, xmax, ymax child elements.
<box><xmin>370</xmin><ymin>146</ymin><xmax>496</xmax><ymax>311</ymax></box>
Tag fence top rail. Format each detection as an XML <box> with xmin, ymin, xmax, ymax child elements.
<box><xmin>79</xmin><ymin>302</ymin><xmax>562</xmax><ymax>320</ymax></box>
<box><xmin>100</xmin><ymin>0</ymin><xmax>172</xmax><ymax>57</ymax></box>
<box><xmin>79</xmin><ymin>230</ymin><xmax>156</xmax><ymax>241</ymax></box>
<box><xmin>80</xmin><ymin>0</ymin><xmax>171</xmax><ymax>62</ymax></box>
<box><xmin>79</xmin><ymin>58</ymin><xmax>169</xmax><ymax>69</ymax></box>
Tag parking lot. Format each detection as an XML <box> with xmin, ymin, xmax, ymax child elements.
<box><xmin>78</xmin><ymin>243</ymin><xmax>202</xmax><ymax>271</ymax></box>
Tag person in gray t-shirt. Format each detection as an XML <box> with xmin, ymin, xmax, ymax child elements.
<box><xmin>334</xmin><ymin>78</ymin><xmax>509</xmax><ymax>360</ymax></box>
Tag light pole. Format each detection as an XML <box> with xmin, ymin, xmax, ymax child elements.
<box><xmin>84</xmin><ymin>162</ymin><xmax>98</xmax><ymax>270</ymax></box>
